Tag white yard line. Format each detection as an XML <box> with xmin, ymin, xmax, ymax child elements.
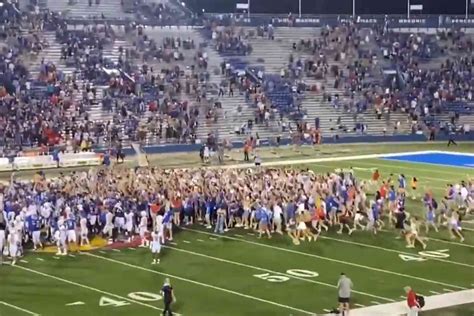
<box><xmin>348</xmin><ymin>289</ymin><xmax>474</xmax><ymax>316</ymax></box>
<box><xmin>318</xmin><ymin>235</ymin><xmax>473</xmax><ymax>268</ymax></box>
<box><xmin>183</xmin><ymin>228</ymin><xmax>467</xmax><ymax>290</ymax></box>
<box><xmin>425</xmin><ymin>237</ymin><xmax>474</xmax><ymax>249</ymax></box>
<box><xmin>13</xmin><ymin>265</ymin><xmax>166</xmax><ymax>313</ymax></box>
<box><xmin>84</xmin><ymin>252</ymin><xmax>316</xmax><ymax>315</ymax></box>
<box><xmin>0</xmin><ymin>301</ymin><xmax>40</xmax><ymax>316</ymax></box>
<box><xmin>164</xmin><ymin>246</ymin><xmax>393</xmax><ymax>302</ymax></box>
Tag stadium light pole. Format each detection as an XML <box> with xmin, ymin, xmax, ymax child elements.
<box><xmin>466</xmin><ymin>0</ymin><xmax>469</xmax><ymax>19</ymax></box>
<box><xmin>299</xmin><ymin>0</ymin><xmax>302</xmax><ymax>18</ymax></box>
<box><xmin>407</xmin><ymin>0</ymin><xmax>410</xmax><ymax>19</ymax></box>
<box><xmin>353</xmin><ymin>0</ymin><xmax>355</xmax><ymax>17</ymax></box>
<box><xmin>248</xmin><ymin>0</ymin><xmax>250</xmax><ymax>18</ymax></box>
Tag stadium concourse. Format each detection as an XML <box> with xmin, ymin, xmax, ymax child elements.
<box><xmin>0</xmin><ymin>0</ymin><xmax>474</xmax><ymax>315</ymax></box>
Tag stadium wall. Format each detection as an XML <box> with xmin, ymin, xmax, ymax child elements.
<box><xmin>186</xmin><ymin>0</ymin><xmax>468</xmax><ymax>15</ymax></box>
<box><xmin>114</xmin><ymin>133</ymin><xmax>474</xmax><ymax>156</ymax></box>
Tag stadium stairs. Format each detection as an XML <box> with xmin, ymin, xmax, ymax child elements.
<box><xmin>46</xmin><ymin>0</ymin><xmax>131</xmax><ymax>19</ymax></box>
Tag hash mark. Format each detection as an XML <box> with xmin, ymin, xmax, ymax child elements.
<box><xmin>197</xmin><ymin>239</ymin><xmax>204</xmax><ymax>242</ymax></box>
<box><xmin>68</xmin><ymin>254</ymin><xmax>76</xmax><ymax>258</ymax></box>
<box><xmin>128</xmin><ymin>247</ymin><xmax>136</xmax><ymax>251</ymax></box>
<box><xmin>183</xmin><ymin>240</ymin><xmax>191</xmax><ymax>243</ymax></box>
<box><xmin>53</xmin><ymin>256</ymin><xmax>60</xmax><ymax>259</ymax></box>
<box><xmin>99</xmin><ymin>251</ymin><xmax>107</xmax><ymax>254</ymax></box>
<box><xmin>443</xmin><ymin>288</ymin><xmax>454</xmax><ymax>292</ymax></box>
<box><xmin>354</xmin><ymin>303</ymin><xmax>365</xmax><ymax>307</ymax></box>
<box><xmin>247</xmin><ymin>233</ymin><xmax>255</xmax><ymax>236</ymax></box>
<box><xmin>111</xmin><ymin>249</ymin><xmax>121</xmax><ymax>252</ymax></box>
<box><xmin>169</xmin><ymin>242</ymin><xmax>178</xmax><ymax>246</ymax></box>
<box><xmin>209</xmin><ymin>237</ymin><xmax>217</xmax><ymax>240</ymax></box>
<box><xmin>20</xmin><ymin>260</ymin><xmax>28</xmax><ymax>263</ymax></box>
<box><xmin>36</xmin><ymin>258</ymin><xmax>44</xmax><ymax>261</ymax></box>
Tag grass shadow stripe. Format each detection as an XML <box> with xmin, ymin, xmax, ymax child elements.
<box><xmin>84</xmin><ymin>252</ymin><xmax>316</xmax><ymax>315</ymax></box>
<box><xmin>182</xmin><ymin>228</ymin><xmax>467</xmax><ymax>290</ymax></box>
<box><xmin>164</xmin><ymin>245</ymin><xmax>394</xmax><ymax>302</ymax></box>
<box><xmin>13</xmin><ymin>265</ymin><xmax>167</xmax><ymax>314</ymax></box>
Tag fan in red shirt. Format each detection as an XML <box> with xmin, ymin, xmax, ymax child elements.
<box><xmin>404</xmin><ymin>286</ymin><xmax>420</xmax><ymax>316</ymax></box>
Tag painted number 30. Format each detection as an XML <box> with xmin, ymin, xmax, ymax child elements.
<box><xmin>253</xmin><ymin>269</ymin><xmax>319</xmax><ymax>283</ymax></box>
<box><xmin>99</xmin><ymin>292</ymin><xmax>162</xmax><ymax>307</ymax></box>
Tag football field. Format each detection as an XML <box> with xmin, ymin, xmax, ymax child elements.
<box><xmin>0</xmin><ymin>145</ymin><xmax>473</xmax><ymax>316</ymax></box>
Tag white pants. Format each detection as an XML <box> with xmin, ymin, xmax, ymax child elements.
<box><xmin>0</xmin><ymin>230</ymin><xmax>4</xmax><ymax>252</ymax></box>
<box><xmin>115</xmin><ymin>217</ymin><xmax>125</xmax><ymax>229</ymax></box>
<box><xmin>89</xmin><ymin>215</ymin><xmax>97</xmax><ymax>226</ymax></box>
<box><xmin>103</xmin><ymin>224</ymin><xmax>114</xmax><ymax>236</ymax></box>
<box><xmin>32</xmin><ymin>231</ymin><xmax>41</xmax><ymax>245</ymax></box>
<box><xmin>151</xmin><ymin>241</ymin><xmax>161</xmax><ymax>253</ymax></box>
<box><xmin>67</xmin><ymin>230</ymin><xmax>76</xmax><ymax>243</ymax></box>
<box><xmin>408</xmin><ymin>307</ymin><xmax>419</xmax><ymax>316</ymax></box>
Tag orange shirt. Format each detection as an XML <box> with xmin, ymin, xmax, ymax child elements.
<box><xmin>150</xmin><ymin>203</ymin><xmax>160</xmax><ymax>214</ymax></box>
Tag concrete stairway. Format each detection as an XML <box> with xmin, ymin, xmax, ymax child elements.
<box><xmin>47</xmin><ymin>0</ymin><xmax>131</xmax><ymax>19</ymax></box>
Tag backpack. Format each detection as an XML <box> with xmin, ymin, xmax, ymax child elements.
<box><xmin>416</xmin><ymin>295</ymin><xmax>425</xmax><ymax>308</ymax></box>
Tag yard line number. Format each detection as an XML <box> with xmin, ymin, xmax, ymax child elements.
<box><xmin>253</xmin><ymin>269</ymin><xmax>319</xmax><ymax>283</ymax></box>
<box><xmin>399</xmin><ymin>249</ymin><xmax>450</xmax><ymax>262</ymax></box>
<box><xmin>99</xmin><ymin>291</ymin><xmax>162</xmax><ymax>307</ymax></box>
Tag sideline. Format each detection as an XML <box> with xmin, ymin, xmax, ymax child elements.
<box><xmin>341</xmin><ymin>289</ymin><xmax>474</xmax><ymax>316</ymax></box>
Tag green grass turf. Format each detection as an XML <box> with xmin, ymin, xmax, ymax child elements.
<box><xmin>0</xmin><ymin>144</ymin><xmax>473</xmax><ymax>316</ymax></box>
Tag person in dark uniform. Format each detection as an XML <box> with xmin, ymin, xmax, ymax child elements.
<box><xmin>160</xmin><ymin>278</ymin><xmax>176</xmax><ymax>316</ymax></box>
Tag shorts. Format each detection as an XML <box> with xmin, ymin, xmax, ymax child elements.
<box><xmin>338</xmin><ymin>297</ymin><xmax>350</xmax><ymax>303</ymax></box>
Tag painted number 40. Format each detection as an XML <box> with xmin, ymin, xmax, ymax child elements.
<box><xmin>253</xmin><ymin>269</ymin><xmax>319</xmax><ymax>283</ymax></box>
<box><xmin>399</xmin><ymin>249</ymin><xmax>450</xmax><ymax>262</ymax></box>
<box><xmin>99</xmin><ymin>292</ymin><xmax>162</xmax><ymax>307</ymax></box>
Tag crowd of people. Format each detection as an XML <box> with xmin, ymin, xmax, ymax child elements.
<box><xmin>0</xmin><ymin>164</ymin><xmax>472</xmax><ymax>264</ymax></box>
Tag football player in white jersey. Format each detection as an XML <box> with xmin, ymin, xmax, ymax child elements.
<box><xmin>80</xmin><ymin>215</ymin><xmax>89</xmax><ymax>246</ymax></box>
<box><xmin>150</xmin><ymin>228</ymin><xmax>162</xmax><ymax>265</ymax></box>
<box><xmin>155</xmin><ymin>215</ymin><xmax>164</xmax><ymax>244</ymax></box>
<box><xmin>124</xmin><ymin>210</ymin><xmax>134</xmax><ymax>242</ymax></box>
<box><xmin>139</xmin><ymin>211</ymin><xmax>149</xmax><ymax>247</ymax></box>
<box><xmin>102</xmin><ymin>209</ymin><xmax>115</xmax><ymax>240</ymax></box>
<box><xmin>8</xmin><ymin>227</ymin><xmax>20</xmax><ymax>265</ymax></box>
<box><xmin>56</xmin><ymin>217</ymin><xmax>68</xmax><ymax>256</ymax></box>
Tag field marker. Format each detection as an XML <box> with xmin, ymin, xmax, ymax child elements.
<box><xmin>99</xmin><ymin>250</ymin><xmax>107</xmax><ymax>254</ymax></box>
<box><xmin>323</xmin><ymin>309</ymin><xmax>331</xmax><ymax>312</ymax></box>
<box><xmin>354</xmin><ymin>303</ymin><xmax>365</xmax><ymax>307</ymax></box>
<box><xmin>429</xmin><ymin>290</ymin><xmax>440</xmax><ymax>294</ymax></box>
<box><xmin>65</xmin><ymin>301</ymin><xmax>85</xmax><ymax>306</ymax></box>
<box><xmin>36</xmin><ymin>258</ymin><xmax>44</xmax><ymax>262</ymax></box>
<box><xmin>13</xmin><ymin>265</ymin><xmax>167</xmax><ymax>313</ymax></box>
<box><xmin>0</xmin><ymin>301</ymin><xmax>40</xmax><ymax>316</ymax></box>
<box><xmin>53</xmin><ymin>256</ymin><xmax>60</xmax><ymax>260</ymax></box>
<box><xmin>183</xmin><ymin>240</ymin><xmax>191</xmax><ymax>244</ymax></box>
<box><xmin>399</xmin><ymin>295</ymin><xmax>406</xmax><ymax>299</ymax></box>
<box><xmin>111</xmin><ymin>249</ymin><xmax>121</xmax><ymax>252</ymax></box>
<box><xmin>68</xmin><ymin>254</ymin><xmax>76</xmax><ymax>258</ymax></box>
<box><xmin>183</xmin><ymin>228</ymin><xmax>467</xmax><ymax>290</ymax></box>
<box><xmin>443</xmin><ymin>288</ymin><xmax>454</xmax><ymax>292</ymax></box>
<box><xmin>20</xmin><ymin>260</ymin><xmax>28</xmax><ymax>263</ymax></box>
<box><xmin>209</xmin><ymin>237</ymin><xmax>217</xmax><ymax>240</ymax></box>
<box><xmin>169</xmin><ymin>242</ymin><xmax>178</xmax><ymax>246</ymax></box>
<box><xmin>165</xmin><ymin>245</ymin><xmax>394</xmax><ymax>302</ymax></box>
<box><xmin>319</xmin><ymin>234</ymin><xmax>473</xmax><ymax>268</ymax></box>
<box><xmin>196</xmin><ymin>239</ymin><xmax>204</xmax><ymax>242</ymax></box>
<box><xmin>370</xmin><ymin>301</ymin><xmax>381</xmax><ymax>305</ymax></box>
<box><xmin>247</xmin><ymin>233</ymin><xmax>255</xmax><ymax>236</ymax></box>
<box><xmin>128</xmin><ymin>247</ymin><xmax>136</xmax><ymax>251</ymax></box>
<box><xmin>85</xmin><ymin>252</ymin><xmax>316</xmax><ymax>315</ymax></box>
